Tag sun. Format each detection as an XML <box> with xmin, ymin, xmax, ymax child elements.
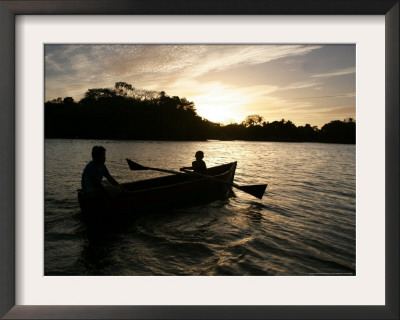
<box><xmin>195</xmin><ymin>103</ymin><xmax>242</xmax><ymax>124</ymax></box>
<box><xmin>190</xmin><ymin>85</ymin><xmax>247</xmax><ymax>124</ymax></box>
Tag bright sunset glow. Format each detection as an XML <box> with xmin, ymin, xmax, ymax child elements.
<box><xmin>189</xmin><ymin>82</ymin><xmax>255</xmax><ymax>124</ymax></box>
<box><xmin>45</xmin><ymin>44</ymin><xmax>355</xmax><ymax>128</ymax></box>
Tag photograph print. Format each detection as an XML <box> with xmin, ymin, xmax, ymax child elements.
<box><xmin>44</xmin><ymin>44</ymin><xmax>356</xmax><ymax>276</ymax></box>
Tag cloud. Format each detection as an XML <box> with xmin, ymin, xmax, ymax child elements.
<box><xmin>311</xmin><ymin>67</ymin><xmax>356</xmax><ymax>78</ymax></box>
<box><xmin>279</xmin><ymin>80</ymin><xmax>322</xmax><ymax>91</ymax></box>
<box><xmin>45</xmin><ymin>44</ymin><xmax>323</xmax><ymax>97</ymax></box>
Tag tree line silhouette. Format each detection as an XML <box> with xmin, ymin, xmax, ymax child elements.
<box><xmin>45</xmin><ymin>82</ymin><xmax>355</xmax><ymax>144</ymax></box>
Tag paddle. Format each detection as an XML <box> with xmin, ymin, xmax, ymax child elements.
<box><xmin>126</xmin><ymin>158</ymin><xmax>267</xmax><ymax>199</ymax></box>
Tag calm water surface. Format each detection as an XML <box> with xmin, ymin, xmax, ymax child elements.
<box><xmin>45</xmin><ymin>139</ymin><xmax>355</xmax><ymax>276</ymax></box>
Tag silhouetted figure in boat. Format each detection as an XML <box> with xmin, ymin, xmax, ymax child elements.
<box><xmin>81</xmin><ymin>146</ymin><xmax>123</xmax><ymax>196</ymax></box>
<box><xmin>180</xmin><ymin>151</ymin><xmax>208</xmax><ymax>175</ymax></box>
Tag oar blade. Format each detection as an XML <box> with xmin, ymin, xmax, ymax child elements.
<box><xmin>126</xmin><ymin>158</ymin><xmax>148</xmax><ymax>171</ymax></box>
<box><xmin>237</xmin><ymin>184</ymin><xmax>268</xmax><ymax>199</ymax></box>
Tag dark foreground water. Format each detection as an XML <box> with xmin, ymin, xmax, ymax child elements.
<box><xmin>45</xmin><ymin>139</ymin><xmax>355</xmax><ymax>276</ymax></box>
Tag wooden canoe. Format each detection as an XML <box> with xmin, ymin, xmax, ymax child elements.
<box><xmin>78</xmin><ymin>161</ymin><xmax>237</xmax><ymax>216</ymax></box>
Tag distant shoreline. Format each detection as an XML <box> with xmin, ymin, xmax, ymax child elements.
<box><xmin>45</xmin><ymin>84</ymin><xmax>355</xmax><ymax>145</ymax></box>
<box><xmin>44</xmin><ymin>137</ymin><xmax>355</xmax><ymax>145</ymax></box>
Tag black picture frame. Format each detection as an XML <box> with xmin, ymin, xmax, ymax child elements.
<box><xmin>0</xmin><ymin>0</ymin><xmax>398</xmax><ymax>319</ymax></box>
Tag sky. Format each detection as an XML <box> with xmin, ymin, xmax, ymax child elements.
<box><xmin>45</xmin><ymin>44</ymin><xmax>355</xmax><ymax>128</ymax></box>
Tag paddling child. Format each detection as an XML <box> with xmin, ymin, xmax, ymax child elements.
<box><xmin>180</xmin><ymin>151</ymin><xmax>208</xmax><ymax>175</ymax></box>
<box><xmin>81</xmin><ymin>146</ymin><xmax>124</xmax><ymax>196</ymax></box>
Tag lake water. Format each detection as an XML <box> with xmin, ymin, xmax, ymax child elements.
<box><xmin>45</xmin><ymin>139</ymin><xmax>356</xmax><ymax>276</ymax></box>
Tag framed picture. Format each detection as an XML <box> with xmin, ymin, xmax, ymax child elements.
<box><xmin>1</xmin><ymin>0</ymin><xmax>398</xmax><ymax>319</ymax></box>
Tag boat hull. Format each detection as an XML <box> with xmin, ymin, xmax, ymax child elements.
<box><xmin>78</xmin><ymin>162</ymin><xmax>237</xmax><ymax>217</ymax></box>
